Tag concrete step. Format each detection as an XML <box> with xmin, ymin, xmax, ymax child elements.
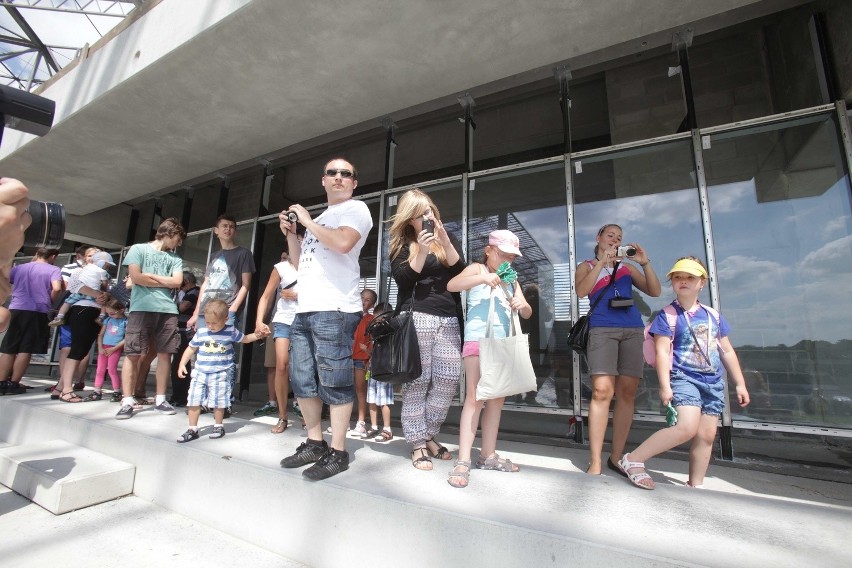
<box><xmin>0</xmin><ymin>439</ymin><xmax>134</xmax><ymax>514</ymax></box>
<box><xmin>0</xmin><ymin>381</ymin><xmax>850</xmax><ymax>568</ymax></box>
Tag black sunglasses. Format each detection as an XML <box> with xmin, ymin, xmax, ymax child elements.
<box><xmin>325</xmin><ymin>168</ymin><xmax>354</xmax><ymax>179</ymax></box>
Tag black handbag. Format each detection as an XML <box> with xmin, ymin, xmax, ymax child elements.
<box><xmin>567</xmin><ymin>262</ymin><xmax>619</xmax><ymax>355</ymax></box>
<box><xmin>366</xmin><ymin>296</ymin><xmax>421</xmax><ymax>385</ymax></box>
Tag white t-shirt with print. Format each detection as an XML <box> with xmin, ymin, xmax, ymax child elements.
<box><xmin>272</xmin><ymin>260</ymin><xmax>298</xmax><ymax>325</ymax></box>
<box><xmin>296</xmin><ymin>199</ymin><xmax>372</xmax><ymax>313</ymax></box>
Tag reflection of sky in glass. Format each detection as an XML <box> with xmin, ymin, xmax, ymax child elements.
<box><xmin>514</xmin><ymin>207</ymin><xmax>569</xmax><ymax>264</ymax></box>
<box><xmin>709</xmin><ymin>176</ymin><xmax>852</xmax><ymax>347</ymax></box>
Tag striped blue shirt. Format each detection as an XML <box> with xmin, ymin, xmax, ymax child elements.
<box><xmin>189</xmin><ymin>325</ymin><xmax>244</xmax><ymax>373</ymax></box>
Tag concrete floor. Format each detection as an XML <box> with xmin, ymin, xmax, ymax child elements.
<box><xmin>0</xmin><ymin>485</ymin><xmax>307</xmax><ymax>568</ymax></box>
<box><xmin>1</xmin><ymin>377</ymin><xmax>850</xmax><ymax>568</ymax></box>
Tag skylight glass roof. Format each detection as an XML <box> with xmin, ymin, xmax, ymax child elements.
<box><xmin>0</xmin><ymin>0</ymin><xmax>140</xmax><ymax>91</ymax></box>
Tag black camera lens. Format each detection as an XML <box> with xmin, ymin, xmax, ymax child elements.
<box><xmin>24</xmin><ymin>200</ymin><xmax>65</xmax><ymax>249</ymax></box>
<box><xmin>286</xmin><ymin>211</ymin><xmax>298</xmax><ymax>223</ymax></box>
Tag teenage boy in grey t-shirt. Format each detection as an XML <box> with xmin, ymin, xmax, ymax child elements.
<box><xmin>187</xmin><ymin>214</ymin><xmax>256</xmax><ymax>401</ymax></box>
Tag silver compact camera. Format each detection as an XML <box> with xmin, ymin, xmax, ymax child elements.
<box><xmin>616</xmin><ymin>245</ymin><xmax>636</xmax><ymax>258</ymax></box>
<box><xmin>285</xmin><ymin>211</ymin><xmax>298</xmax><ymax>223</ymax></box>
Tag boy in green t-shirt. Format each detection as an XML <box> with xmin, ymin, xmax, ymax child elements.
<box><xmin>116</xmin><ymin>218</ymin><xmax>187</xmax><ymax>420</ymax></box>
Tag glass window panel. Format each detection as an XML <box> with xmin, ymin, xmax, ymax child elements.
<box><xmin>179</xmin><ymin>231</ymin><xmax>213</xmax><ymax>281</ymax></box>
<box><xmin>469</xmin><ymin>163</ymin><xmax>571</xmax><ymax>409</ymax></box>
<box><xmin>604</xmin><ymin>52</ymin><xmax>686</xmax><ymax>145</ymax></box>
<box><xmin>572</xmin><ymin>139</ymin><xmax>704</xmax><ymax>415</ymax></box>
<box><xmin>378</xmin><ymin>182</ymin><xmax>464</xmax><ymax>310</ymax></box>
<box><xmin>188</xmin><ymin>183</ymin><xmax>222</xmax><ymax>233</ymax></box>
<box><xmin>690</xmin><ymin>18</ymin><xmax>822</xmax><ymax>129</ymax></box>
<box><xmin>703</xmin><ymin>113</ymin><xmax>852</xmax><ymax>427</ymax></box>
<box><xmin>377</xmin><ymin>182</ymin><xmax>464</xmax><ymax>404</ymax></box>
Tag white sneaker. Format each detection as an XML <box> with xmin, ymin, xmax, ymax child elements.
<box><xmin>353</xmin><ymin>421</ymin><xmax>367</xmax><ymax>436</ymax></box>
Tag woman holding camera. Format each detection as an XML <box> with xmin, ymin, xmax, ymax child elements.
<box><xmin>389</xmin><ymin>189</ymin><xmax>465</xmax><ymax>471</ymax></box>
<box><xmin>575</xmin><ymin>223</ymin><xmax>660</xmax><ymax>475</ymax></box>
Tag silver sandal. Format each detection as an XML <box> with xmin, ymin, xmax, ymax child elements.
<box><xmin>448</xmin><ymin>460</ymin><xmax>471</xmax><ymax>488</ymax></box>
<box><xmin>475</xmin><ymin>452</ymin><xmax>519</xmax><ymax>472</ymax></box>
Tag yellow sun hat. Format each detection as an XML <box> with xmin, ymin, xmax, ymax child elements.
<box><xmin>666</xmin><ymin>258</ymin><xmax>707</xmax><ymax>279</ymax></box>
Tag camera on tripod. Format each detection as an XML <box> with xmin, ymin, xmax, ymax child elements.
<box><xmin>0</xmin><ymin>85</ymin><xmax>64</xmax><ymax>249</ymax></box>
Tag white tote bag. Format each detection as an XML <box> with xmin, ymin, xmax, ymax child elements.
<box><xmin>476</xmin><ymin>285</ymin><xmax>537</xmax><ymax>401</ymax></box>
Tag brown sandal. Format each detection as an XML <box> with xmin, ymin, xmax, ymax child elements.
<box><xmin>425</xmin><ymin>438</ymin><xmax>452</xmax><ymax>460</ymax></box>
<box><xmin>271</xmin><ymin>418</ymin><xmax>288</xmax><ymax>434</ymax></box>
<box><xmin>411</xmin><ymin>447</ymin><xmax>433</xmax><ymax>470</ymax></box>
<box><xmin>59</xmin><ymin>391</ymin><xmax>83</xmax><ymax>403</ymax></box>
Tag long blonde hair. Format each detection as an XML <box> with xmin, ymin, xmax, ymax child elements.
<box><xmin>388</xmin><ymin>189</ymin><xmax>449</xmax><ymax>266</ymax></box>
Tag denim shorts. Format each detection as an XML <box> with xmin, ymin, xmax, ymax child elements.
<box><xmin>273</xmin><ymin>322</ymin><xmax>290</xmax><ymax>340</ymax></box>
<box><xmin>289</xmin><ymin>311</ymin><xmax>360</xmax><ymax>405</ymax></box>
<box><xmin>353</xmin><ymin>359</ymin><xmax>367</xmax><ymax>370</ymax></box>
<box><xmin>59</xmin><ymin>324</ymin><xmax>73</xmax><ymax>350</ymax></box>
<box><xmin>670</xmin><ymin>371</ymin><xmax>725</xmax><ymax>416</ymax></box>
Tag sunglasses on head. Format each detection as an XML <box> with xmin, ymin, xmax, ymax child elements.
<box><xmin>325</xmin><ymin>168</ymin><xmax>354</xmax><ymax>179</ymax></box>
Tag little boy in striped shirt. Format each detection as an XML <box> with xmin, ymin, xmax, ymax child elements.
<box><xmin>175</xmin><ymin>299</ymin><xmax>266</xmax><ymax>442</ymax></box>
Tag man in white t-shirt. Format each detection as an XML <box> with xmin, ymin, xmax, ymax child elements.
<box><xmin>277</xmin><ymin>158</ymin><xmax>373</xmax><ymax>481</ymax></box>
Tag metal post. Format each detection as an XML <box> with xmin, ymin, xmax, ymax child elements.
<box><xmin>835</xmin><ymin>100</ymin><xmax>852</xmax><ymax>187</ymax></box>
<box><xmin>458</xmin><ymin>93</ymin><xmax>476</xmax><ymax>173</ymax></box>
<box><xmin>381</xmin><ymin>117</ymin><xmax>397</xmax><ymax>190</ymax></box>
<box><xmin>690</xmin><ymin>128</ymin><xmax>732</xmax><ymax>459</ymax></box>
<box><xmin>672</xmin><ymin>28</ymin><xmax>697</xmax><ymax>132</ymax></box>
<box><xmin>217</xmin><ymin>175</ymin><xmax>230</xmax><ymax>216</ymax></box>
<box><xmin>809</xmin><ymin>13</ymin><xmax>838</xmax><ymax>104</ymax></box>
<box><xmin>181</xmin><ymin>187</ymin><xmax>193</xmax><ymax>231</ymax></box>
<box><xmin>554</xmin><ymin>64</ymin><xmax>572</xmax><ymax>155</ymax></box>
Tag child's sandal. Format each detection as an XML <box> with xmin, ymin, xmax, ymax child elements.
<box><xmin>475</xmin><ymin>452</ymin><xmax>519</xmax><ymax>472</ymax></box>
<box><xmin>448</xmin><ymin>460</ymin><xmax>471</xmax><ymax>488</ymax></box>
<box><xmin>617</xmin><ymin>453</ymin><xmax>655</xmax><ymax>490</ymax></box>
<box><xmin>375</xmin><ymin>430</ymin><xmax>393</xmax><ymax>442</ymax></box>
<box><xmin>83</xmin><ymin>391</ymin><xmax>103</xmax><ymax>402</ymax></box>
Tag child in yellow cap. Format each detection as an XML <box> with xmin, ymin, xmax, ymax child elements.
<box><xmin>617</xmin><ymin>256</ymin><xmax>749</xmax><ymax>490</ymax></box>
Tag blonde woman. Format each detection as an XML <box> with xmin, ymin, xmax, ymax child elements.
<box><xmin>389</xmin><ymin>189</ymin><xmax>465</xmax><ymax>470</ymax></box>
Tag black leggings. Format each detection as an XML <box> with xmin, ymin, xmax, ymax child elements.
<box><xmin>66</xmin><ymin>305</ymin><xmax>101</xmax><ymax>360</ymax></box>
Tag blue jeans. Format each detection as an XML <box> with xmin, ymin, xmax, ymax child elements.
<box><xmin>289</xmin><ymin>311</ymin><xmax>360</xmax><ymax>405</ymax></box>
<box><xmin>196</xmin><ymin>311</ymin><xmax>239</xmax><ymax>401</ymax></box>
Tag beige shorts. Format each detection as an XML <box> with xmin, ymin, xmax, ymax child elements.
<box><xmin>586</xmin><ymin>326</ymin><xmax>644</xmax><ymax>378</ymax></box>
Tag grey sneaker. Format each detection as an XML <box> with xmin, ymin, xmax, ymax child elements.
<box><xmin>177</xmin><ymin>429</ymin><xmax>199</xmax><ymax>443</ymax></box>
<box><xmin>280</xmin><ymin>440</ymin><xmax>328</xmax><ymax>468</ymax></box>
<box><xmin>303</xmin><ymin>448</ymin><xmax>349</xmax><ymax>481</ymax></box>
<box><xmin>154</xmin><ymin>401</ymin><xmax>176</xmax><ymax>415</ymax></box>
<box><xmin>116</xmin><ymin>404</ymin><xmax>134</xmax><ymax>420</ymax></box>
<box><xmin>209</xmin><ymin>426</ymin><xmax>225</xmax><ymax>439</ymax></box>
<box><xmin>253</xmin><ymin>402</ymin><xmax>278</xmax><ymax>417</ymax></box>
